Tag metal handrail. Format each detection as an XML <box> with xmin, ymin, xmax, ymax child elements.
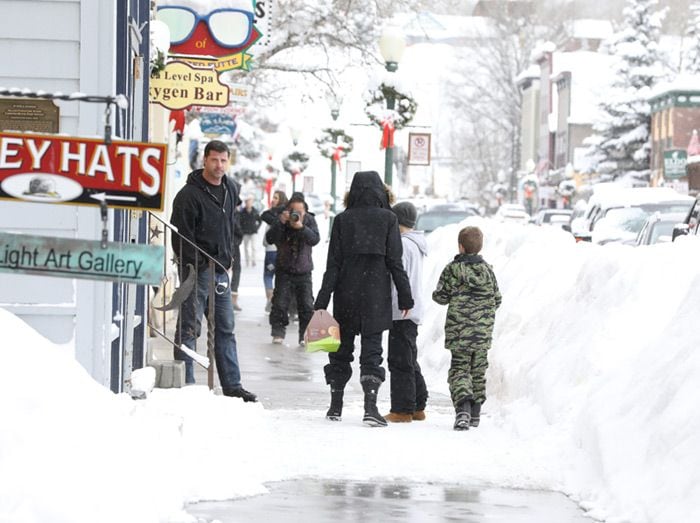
<box><xmin>147</xmin><ymin>211</ymin><xmax>231</xmax><ymax>390</ymax></box>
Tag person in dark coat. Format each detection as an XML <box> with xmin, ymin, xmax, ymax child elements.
<box><xmin>170</xmin><ymin>140</ymin><xmax>256</xmax><ymax>402</ymax></box>
<box><xmin>266</xmin><ymin>192</ymin><xmax>320</xmax><ymax>345</ymax></box>
<box><xmin>239</xmin><ymin>194</ymin><xmax>262</xmax><ymax>267</ymax></box>
<box><xmin>314</xmin><ymin>171</ymin><xmax>414</xmax><ymax>427</ymax></box>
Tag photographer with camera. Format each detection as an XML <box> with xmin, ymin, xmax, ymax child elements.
<box><xmin>265</xmin><ymin>192</ymin><xmax>320</xmax><ymax>345</ymax></box>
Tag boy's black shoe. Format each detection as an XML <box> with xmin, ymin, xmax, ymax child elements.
<box><xmin>470</xmin><ymin>402</ymin><xmax>481</xmax><ymax>427</ymax></box>
<box><xmin>223</xmin><ymin>387</ymin><xmax>258</xmax><ymax>402</ymax></box>
<box><xmin>454</xmin><ymin>398</ymin><xmax>472</xmax><ymax>430</ymax></box>
<box><xmin>453</xmin><ymin>411</ymin><xmax>471</xmax><ymax>431</ymax></box>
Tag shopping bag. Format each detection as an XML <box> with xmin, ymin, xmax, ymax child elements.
<box><xmin>304</xmin><ymin>310</ymin><xmax>341</xmax><ymax>353</ymax></box>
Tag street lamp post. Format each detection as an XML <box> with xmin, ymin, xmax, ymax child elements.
<box><xmin>327</xmin><ymin>93</ymin><xmax>342</xmax><ymax>215</ymax></box>
<box><xmin>379</xmin><ymin>26</ymin><xmax>405</xmax><ymax>187</ymax></box>
<box><xmin>289</xmin><ymin>125</ymin><xmax>302</xmax><ymax>192</ymax></box>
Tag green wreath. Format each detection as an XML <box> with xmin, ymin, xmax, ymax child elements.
<box><xmin>315</xmin><ymin>128</ymin><xmax>354</xmax><ymax>159</ymax></box>
<box><xmin>364</xmin><ymin>83</ymin><xmax>418</xmax><ymax>130</ymax></box>
<box><xmin>282</xmin><ymin>150</ymin><xmax>310</xmax><ymax>174</ymax></box>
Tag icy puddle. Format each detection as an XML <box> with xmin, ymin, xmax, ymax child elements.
<box><xmin>187</xmin><ymin>479</ymin><xmax>594</xmax><ymax>522</ymax></box>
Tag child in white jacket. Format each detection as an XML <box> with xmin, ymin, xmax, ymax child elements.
<box><xmin>386</xmin><ymin>202</ymin><xmax>429</xmax><ymax>422</ymax></box>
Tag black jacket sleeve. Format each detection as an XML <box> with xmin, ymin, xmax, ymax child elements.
<box><xmin>315</xmin><ymin>218</ymin><xmax>341</xmax><ymax>310</ymax></box>
<box><xmin>300</xmin><ymin>214</ymin><xmax>321</xmax><ymax>246</ymax></box>
<box><xmin>170</xmin><ymin>188</ymin><xmax>201</xmax><ymax>269</ymax></box>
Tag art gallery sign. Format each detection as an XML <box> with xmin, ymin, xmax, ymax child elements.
<box><xmin>0</xmin><ymin>131</ymin><xmax>167</xmax><ymax>210</ymax></box>
<box><xmin>0</xmin><ymin>231</ymin><xmax>164</xmax><ymax>285</ymax></box>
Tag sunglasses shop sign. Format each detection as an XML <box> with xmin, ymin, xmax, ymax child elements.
<box><xmin>150</xmin><ymin>61</ymin><xmax>229</xmax><ymax>111</ymax></box>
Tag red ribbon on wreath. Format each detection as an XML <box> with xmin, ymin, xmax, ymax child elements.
<box><xmin>380</xmin><ymin>118</ymin><xmax>395</xmax><ymax>150</ymax></box>
<box><xmin>332</xmin><ymin>145</ymin><xmax>344</xmax><ymax>171</ymax></box>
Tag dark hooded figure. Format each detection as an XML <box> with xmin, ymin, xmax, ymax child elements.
<box><xmin>314</xmin><ymin>171</ymin><xmax>414</xmax><ymax>427</ymax></box>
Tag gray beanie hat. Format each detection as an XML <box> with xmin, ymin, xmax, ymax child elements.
<box><xmin>392</xmin><ymin>201</ymin><xmax>417</xmax><ymax>228</ymax></box>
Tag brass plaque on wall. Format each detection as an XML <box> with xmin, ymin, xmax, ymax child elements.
<box><xmin>0</xmin><ymin>98</ymin><xmax>59</xmax><ymax>133</ymax></box>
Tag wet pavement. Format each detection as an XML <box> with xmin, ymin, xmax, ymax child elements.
<box><xmin>151</xmin><ymin>260</ymin><xmax>593</xmax><ymax>522</ymax></box>
<box><xmin>187</xmin><ymin>479</ymin><xmax>593</xmax><ymax>523</ymax></box>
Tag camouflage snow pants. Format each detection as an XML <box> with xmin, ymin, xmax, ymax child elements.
<box><xmin>447</xmin><ymin>345</ymin><xmax>489</xmax><ymax>409</ymax></box>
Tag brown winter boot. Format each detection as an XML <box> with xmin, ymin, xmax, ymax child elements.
<box><xmin>385</xmin><ymin>412</ymin><xmax>413</xmax><ymax>423</ymax></box>
<box><xmin>412</xmin><ymin>410</ymin><xmax>426</xmax><ymax>421</ymax></box>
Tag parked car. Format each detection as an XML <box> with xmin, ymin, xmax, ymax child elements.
<box><xmin>532</xmin><ymin>209</ymin><xmax>573</xmax><ymax>228</ymax></box>
<box><xmin>572</xmin><ymin>187</ymin><xmax>694</xmax><ymax>244</ymax></box>
<box><xmin>672</xmin><ymin>193</ymin><xmax>700</xmax><ymax>241</ymax></box>
<box><xmin>635</xmin><ymin>211</ymin><xmax>688</xmax><ymax>246</ymax></box>
<box><xmin>415</xmin><ymin>210</ymin><xmax>475</xmax><ymax>233</ymax></box>
<box><xmin>495</xmin><ymin>203</ymin><xmax>529</xmax><ymax>224</ymax></box>
<box><xmin>429</xmin><ymin>201</ymin><xmax>482</xmax><ymax>215</ymax></box>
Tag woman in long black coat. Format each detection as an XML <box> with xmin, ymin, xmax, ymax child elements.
<box><xmin>314</xmin><ymin>171</ymin><xmax>414</xmax><ymax>427</ymax></box>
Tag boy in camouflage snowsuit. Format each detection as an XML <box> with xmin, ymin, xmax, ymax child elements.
<box><xmin>432</xmin><ymin>226</ymin><xmax>501</xmax><ymax>430</ymax></box>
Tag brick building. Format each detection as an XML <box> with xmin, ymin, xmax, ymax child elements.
<box><xmin>649</xmin><ymin>78</ymin><xmax>700</xmax><ymax>194</ymax></box>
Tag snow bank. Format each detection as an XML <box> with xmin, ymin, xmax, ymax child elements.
<box><xmin>419</xmin><ymin>217</ymin><xmax>700</xmax><ymax>523</ymax></box>
<box><xmin>1</xmin><ymin>218</ymin><xmax>698</xmax><ymax>522</ymax></box>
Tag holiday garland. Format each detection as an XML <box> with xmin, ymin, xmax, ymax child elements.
<box><xmin>364</xmin><ymin>83</ymin><xmax>418</xmax><ymax>130</ymax></box>
<box><xmin>315</xmin><ymin>128</ymin><xmax>354</xmax><ymax>159</ymax></box>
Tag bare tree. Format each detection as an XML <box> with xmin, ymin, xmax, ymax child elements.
<box><xmin>442</xmin><ymin>3</ymin><xmax>564</xmax><ymax>202</ymax></box>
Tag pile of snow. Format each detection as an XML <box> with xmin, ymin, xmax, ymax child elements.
<box><xmin>2</xmin><ymin>218</ymin><xmax>699</xmax><ymax>522</ymax></box>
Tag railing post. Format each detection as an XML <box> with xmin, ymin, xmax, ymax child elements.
<box><xmin>207</xmin><ymin>260</ymin><xmax>216</xmax><ymax>390</ymax></box>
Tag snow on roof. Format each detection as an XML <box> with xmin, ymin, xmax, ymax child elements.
<box><xmin>550</xmin><ymin>51</ymin><xmax>616</xmax><ymax>125</ymax></box>
<box><xmin>515</xmin><ymin>64</ymin><xmax>540</xmax><ymax>84</ymax></box>
<box><xmin>158</xmin><ymin>0</ymin><xmax>253</xmax><ymax>10</ymax></box>
<box><xmin>648</xmin><ymin>73</ymin><xmax>700</xmax><ymax>100</ymax></box>
<box><xmin>565</xmin><ymin>19</ymin><xmax>613</xmax><ymax>41</ymax></box>
<box><xmin>530</xmin><ymin>41</ymin><xmax>556</xmax><ymax>62</ymax></box>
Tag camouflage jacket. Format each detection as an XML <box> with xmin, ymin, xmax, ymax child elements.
<box><xmin>432</xmin><ymin>254</ymin><xmax>501</xmax><ymax>350</ymax></box>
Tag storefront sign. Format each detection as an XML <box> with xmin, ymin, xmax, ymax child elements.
<box><xmin>0</xmin><ymin>131</ymin><xmax>167</xmax><ymax>210</ymax></box>
<box><xmin>200</xmin><ymin>112</ymin><xmax>237</xmax><ymax>136</ymax></box>
<box><xmin>663</xmin><ymin>149</ymin><xmax>687</xmax><ymax>179</ymax></box>
<box><xmin>0</xmin><ymin>231</ymin><xmax>164</xmax><ymax>285</ymax></box>
<box><xmin>228</xmin><ymin>83</ymin><xmax>252</xmax><ymax>105</ymax></box>
<box><xmin>149</xmin><ymin>61</ymin><xmax>229</xmax><ymax>110</ymax></box>
<box><xmin>157</xmin><ymin>2</ymin><xmax>260</xmax><ymax>73</ymax></box>
<box><xmin>0</xmin><ymin>98</ymin><xmax>59</xmax><ymax>133</ymax></box>
<box><xmin>408</xmin><ymin>132</ymin><xmax>431</xmax><ymax>166</ymax></box>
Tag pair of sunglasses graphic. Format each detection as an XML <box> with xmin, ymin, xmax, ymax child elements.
<box><xmin>157</xmin><ymin>6</ymin><xmax>254</xmax><ymax>48</ymax></box>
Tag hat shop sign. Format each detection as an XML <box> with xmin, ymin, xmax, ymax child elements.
<box><xmin>0</xmin><ymin>131</ymin><xmax>167</xmax><ymax>210</ymax></box>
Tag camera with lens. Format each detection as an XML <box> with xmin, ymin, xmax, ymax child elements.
<box><xmin>289</xmin><ymin>211</ymin><xmax>301</xmax><ymax>223</ymax></box>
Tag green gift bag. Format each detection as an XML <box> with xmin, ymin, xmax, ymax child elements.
<box><xmin>304</xmin><ymin>310</ymin><xmax>341</xmax><ymax>353</ymax></box>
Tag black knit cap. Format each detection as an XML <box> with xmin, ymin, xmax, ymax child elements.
<box><xmin>289</xmin><ymin>191</ymin><xmax>308</xmax><ymax>211</ymax></box>
<box><xmin>392</xmin><ymin>201</ymin><xmax>417</xmax><ymax>228</ymax></box>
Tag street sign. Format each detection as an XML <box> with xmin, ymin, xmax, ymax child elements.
<box><xmin>149</xmin><ymin>61</ymin><xmax>229</xmax><ymax>110</ymax></box>
<box><xmin>408</xmin><ymin>132</ymin><xmax>431</xmax><ymax>166</ymax></box>
<box><xmin>663</xmin><ymin>149</ymin><xmax>687</xmax><ymax>179</ymax></box>
<box><xmin>0</xmin><ymin>231</ymin><xmax>164</xmax><ymax>285</ymax></box>
<box><xmin>0</xmin><ymin>131</ymin><xmax>167</xmax><ymax>210</ymax></box>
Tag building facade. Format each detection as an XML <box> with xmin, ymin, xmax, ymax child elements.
<box><xmin>0</xmin><ymin>0</ymin><xmax>151</xmax><ymax>391</ymax></box>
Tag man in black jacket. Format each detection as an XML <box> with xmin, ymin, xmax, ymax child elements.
<box><xmin>170</xmin><ymin>140</ymin><xmax>256</xmax><ymax>402</ymax></box>
<box><xmin>266</xmin><ymin>192</ymin><xmax>320</xmax><ymax>346</ymax></box>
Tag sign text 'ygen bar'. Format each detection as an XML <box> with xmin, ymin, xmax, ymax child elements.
<box><xmin>0</xmin><ymin>232</ymin><xmax>164</xmax><ymax>285</ymax></box>
<box><xmin>0</xmin><ymin>131</ymin><xmax>167</xmax><ymax>210</ymax></box>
